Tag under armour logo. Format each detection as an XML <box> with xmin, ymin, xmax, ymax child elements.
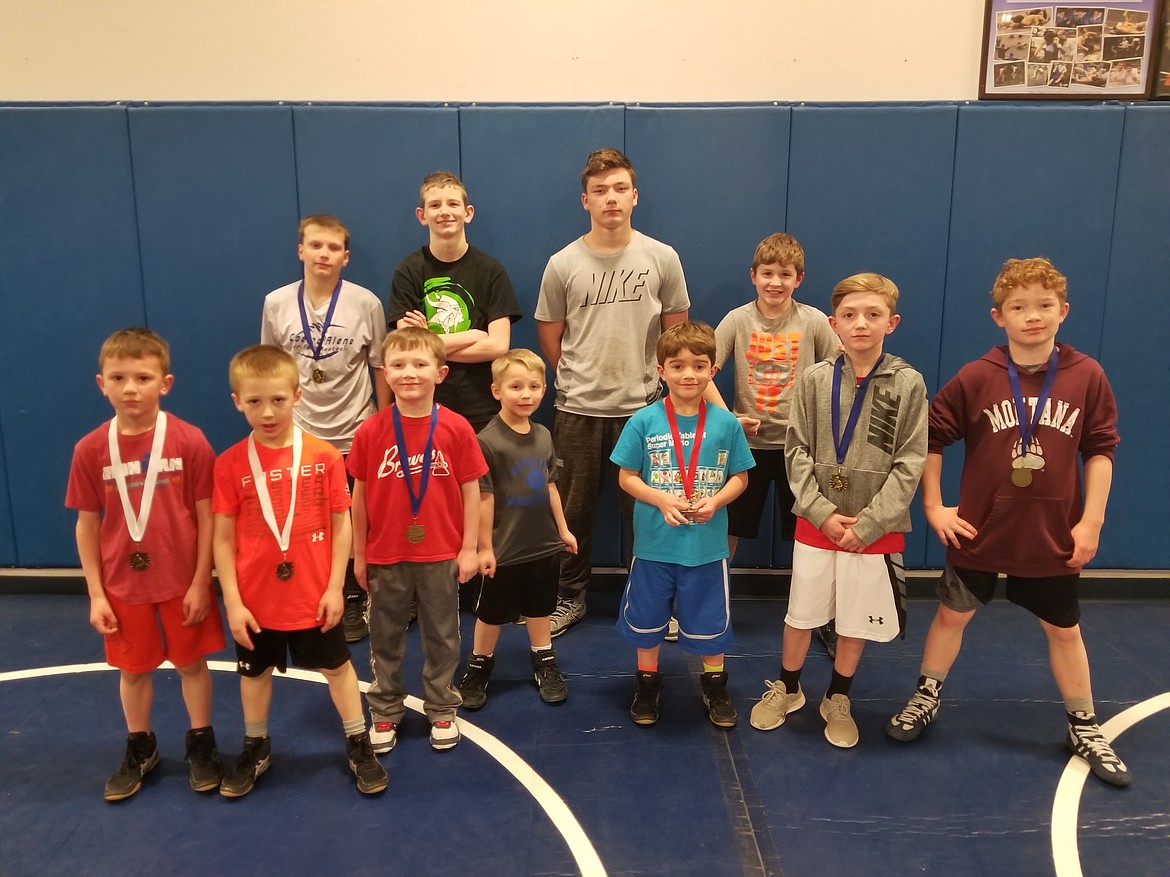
<box><xmin>238</xmin><ymin>661</ymin><xmax>251</xmax><ymax>671</ymax></box>
<box><xmin>311</xmin><ymin>530</ymin><xmax>325</xmax><ymax>543</ymax></box>
<box><xmin>869</xmin><ymin>616</ymin><xmax>884</xmax><ymax>625</ymax></box>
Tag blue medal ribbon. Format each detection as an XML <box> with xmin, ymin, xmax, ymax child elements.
<box><xmin>297</xmin><ymin>278</ymin><xmax>343</xmax><ymax>366</ymax></box>
<box><xmin>832</xmin><ymin>355</ymin><xmax>884</xmax><ymax>466</ymax></box>
<box><xmin>1006</xmin><ymin>346</ymin><xmax>1060</xmax><ymax>455</ymax></box>
<box><xmin>391</xmin><ymin>404</ymin><xmax>438</xmax><ymax>518</ymax></box>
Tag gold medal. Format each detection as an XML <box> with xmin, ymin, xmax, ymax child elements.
<box><xmin>830</xmin><ymin>472</ymin><xmax>849</xmax><ymax>492</ymax></box>
<box><xmin>1011</xmin><ymin>468</ymin><xmax>1033</xmax><ymax>488</ymax></box>
<box><xmin>406</xmin><ymin>523</ymin><xmax>426</xmax><ymax>544</ymax></box>
<box><xmin>276</xmin><ymin>561</ymin><xmax>295</xmax><ymax>581</ymax></box>
<box><xmin>128</xmin><ymin>551</ymin><xmax>151</xmax><ymax>572</ymax></box>
<box><xmin>312</xmin><ymin>368</ymin><xmax>326</xmax><ymax>384</ymax></box>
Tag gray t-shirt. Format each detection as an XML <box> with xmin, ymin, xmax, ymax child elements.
<box><xmin>477</xmin><ymin>415</ymin><xmax>564</xmax><ymax>567</ymax></box>
<box><xmin>535</xmin><ymin>232</ymin><xmax>689</xmax><ymax>416</ymax></box>
<box><xmin>714</xmin><ymin>299</ymin><xmax>838</xmax><ymax>449</ymax></box>
<box><xmin>261</xmin><ymin>279</ymin><xmax>387</xmax><ymax>453</ymax></box>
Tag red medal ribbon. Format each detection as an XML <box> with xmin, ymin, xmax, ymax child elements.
<box><xmin>664</xmin><ymin>397</ymin><xmax>706</xmax><ymax>500</ymax></box>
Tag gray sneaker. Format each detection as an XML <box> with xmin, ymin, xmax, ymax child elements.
<box><xmin>820</xmin><ymin>694</ymin><xmax>859</xmax><ymax>748</ymax></box>
<box><xmin>549</xmin><ymin>596</ymin><xmax>586</xmax><ymax>638</ymax></box>
<box><xmin>749</xmin><ymin>680</ymin><xmax>806</xmax><ymax>731</ymax></box>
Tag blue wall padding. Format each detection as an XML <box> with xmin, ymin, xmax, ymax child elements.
<box><xmin>0</xmin><ymin>108</ymin><xmax>146</xmax><ymax>565</ymax></box>
<box><xmin>0</xmin><ymin>102</ymin><xmax>1166</xmax><ymax>569</ymax></box>
<box><xmin>1097</xmin><ymin>106</ymin><xmax>1170</xmax><ymax>568</ymax></box>
<box><xmin>292</xmin><ymin>105</ymin><xmax>462</xmax><ymax>300</ymax></box>
<box><xmin>127</xmin><ymin>106</ymin><xmax>300</xmax><ymax>454</ymax></box>
<box><xmin>789</xmin><ymin>105</ymin><xmax>960</xmax><ymax>568</ymax></box>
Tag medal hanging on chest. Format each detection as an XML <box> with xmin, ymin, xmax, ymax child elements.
<box><xmin>665</xmin><ymin>397</ymin><xmax>707</xmax><ymax>525</ymax></box>
<box><xmin>1005</xmin><ymin>348</ymin><xmax>1059</xmax><ymax>490</ymax></box>
<box><xmin>298</xmin><ymin>279</ymin><xmax>342</xmax><ymax>387</ymax></box>
<box><xmin>248</xmin><ymin>427</ymin><xmax>303</xmax><ymax>581</ymax></box>
<box><xmin>830</xmin><ymin>357</ymin><xmax>883</xmax><ymax>495</ymax></box>
<box><xmin>108</xmin><ymin>413</ymin><xmax>168</xmax><ymax>574</ymax></box>
<box><xmin>392</xmin><ymin>404</ymin><xmax>438</xmax><ymax>544</ymax></box>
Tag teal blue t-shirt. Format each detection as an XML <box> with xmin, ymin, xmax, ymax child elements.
<box><xmin>611</xmin><ymin>401</ymin><xmax>755</xmax><ymax>566</ymax></box>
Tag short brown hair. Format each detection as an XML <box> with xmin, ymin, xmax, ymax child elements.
<box><xmin>491</xmin><ymin>349</ymin><xmax>546</xmax><ymax>384</ymax></box>
<box><xmin>831</xmin><ymin>273</ymin><xmax>900</xmax><ymax>315</ymax></box>
<box><xmin>991</xmin><ymin>257</ymin><xmax>1067</xmax><ymax>309</ymax></box>
<box><xmin>382</xmin><ymin>326</ymin><xmax>446</xmax><ymax>367</ymax></box>
<box><xmin>751</xmin><ymin>233</ymin><xmax>805</xmax><ymax>275</ymax></box>
<box><xmin>298</xmin><ymin>214</ymin><xmax>349</xmax><ymax>249</ymax></box>
<box><xmin>99</xmin><ymin>327</ymin><xmax>171</xmax><ymax>374</ymax></box>
<box><xmin>581</xmin><ymin>148</ymin><xmax>636</xmax><ymax>192</ymax></box>
<box><xmin>419</xmin><ymin>171</ymin><xmax>468</xmax><ymax>209</ymax></box>
<box><xmin>228</xmin><ymin>344</ymin><xmax>299</xmax><ymax>394</ymax></box>
<box><xmin>656</xmin><ymin>321</ymin><xmax>716</xmax><ymax>365</ymax></box>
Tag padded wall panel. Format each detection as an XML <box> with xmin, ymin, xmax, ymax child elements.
<box><xmin>626</xmin><ymin>106</ymin><xmax>791</xmax><ymax>569</ymax></box>
<box><xmin>0</xmin><ymin>417</ymin><xmax>15</xmax><ymax>565</ymax></box>
<box><xmin>931</xmin><ymin>103</ymin><xmax>1125</xmax><ymax>568</ymax></box>
<box><xmin>461</xmin><ymin>105</ymin><xmax>626</xmax><ymax>564</ymax></box>
<box><xmin>128</xmin><ymin>107</ymin><xmax>299</xmax><ymax>453</ymax></box>
<box><xmin>1098</xmin><ymin>105</ymin><xmax>1170</xmax><ymax>568</ymax></box>
<box><xmin>789</xmin><ymin>105</ymin><xmax>958</xmax><ymax>569</ymax></box>
<box><xmin>292</xmin><ymin>106</ymin><xmax>461</xmax><ymax>300</ymax></box>
<box><xmin>0</xmin><ymin>107</ymin><xmax>144</xmax><ymax>565</ymax></box>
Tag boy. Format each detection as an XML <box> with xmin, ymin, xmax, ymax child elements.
<box><xmin>212</xmin><ymin>345</ymin><xmax>387</xmax><ymax>796</ymax></box>
<box><xmin>610</xmin><ymin>322</ymin><xmax>754</xmax><ymax>728</ymax></box>
<box><xmin>261</xmin><ymin>214</ymin><xmax>389</xmax><ymax>644</ymax></box>
<box><xmin>389</xmin><ymin>171</ymin><xmax>522</xmax><ymax>433</ymax></box>
<box><xmin>536</xmin><ymin>148</ymin><xmax>690</xmax><ymax>636</ymax></box>
<box><xmin>709</xmin><ymin>232</ymin><xmax>840</xmax><ymax>652</ymax></box>
<box><xmin>458</xmin><ymin>349</ymin><xmax>578</xmax><ymax>710</ymax></box>
<box><xmin>749</xmin><ymin>273</ymin><xmax>927</xmax><ymax>748</ymax></box>
<box><xmin>348</xmin><ymin>327</ymin><xmax>488</xmax><ymax>753</ymax></box>
<box><xmin>886</xmin><ymin>257</ymin><xmax>1131</xmax><ymax>787</ymax></box>
<box><xmin>66</xmin><ymin>328</ymin><xmax>225</xmax><ymax>801</ymax></box>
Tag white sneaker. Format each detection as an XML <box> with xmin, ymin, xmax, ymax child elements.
<box><xmin>549</xmin><ymin>596</ymin><xmax>586</xmax><ymax>638</ymax></box>
<box><xmin>430</xmin><ymin>720</ymin><xmax>461</xmax><ymax>751</ymax></box>
<box><xmin>664</xmin><ymin>616</ymin><xmax>680</xmax><ymax>643</ymax></box>
<box><xmin>369</xmin><ymin>721</ymin><xmax>397</xmax><ymax>755</ymax></box>
<box><xmin>749</xmin><ymin>680</ymin><xmax>805</xmax><ymax>731</ymax></box>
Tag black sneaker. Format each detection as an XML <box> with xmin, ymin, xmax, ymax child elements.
<box><xmin>459</xmin><ymin>653</ymin><xmax>495</xmax><ymax>710</ymax></box>
<box><xmin>185</xmin><ymin>726</ymin><xmax>223</xmax><ymax>792</ymax></box>
<box><xmin>887</xmin><ymin>680</ymin><xmax>941</xmax><ymax>742</ymax></box>
<box><xmin>343</xmin><ymin>594</ymin><xmax>369</xmax><ymax>643</ymax></box>
<box><xmin>346</xmin><ymin>731</ymin><xmax>389</xmax><ymax>795</ymax></box>
<box><xmin>629</xmin><ymin>671</ymin><xmax>662</xmax><ymax>726</ymax></box>
<box><xmin>103</xmin><ymin>731</ymin><xmax>159</xmax><ymax>801</ymax></box>
<box><xmin>1067</xmin><ymin>715</ymin><xmax>1132</xmax><ymax>787</ymax></box>
<box><xmin>531</xmin><ymin>649</ymin><xmax>568</xmax><ymax>704</ymax></box>
<box><xmin>700</xmin><ymin>671</ymin><xmax>738</xmax><ymax>729</ymax></box>
<box><xmin>220</xmin><ymin>735</ymin><xmax>271</xmax><ymax>798</ymax></box>
<box><xmin>815</xmin><ymin>619</ymin><xmax>838</xmax><ymax>660</ymax></box>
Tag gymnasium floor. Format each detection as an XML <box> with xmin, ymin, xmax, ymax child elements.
<box><xmin>1</xmin><ymin>590</ymin><xmax>1166</xmax><ymax>877</ymax></box>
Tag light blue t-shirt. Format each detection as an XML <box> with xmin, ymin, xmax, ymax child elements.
<box><xmin>611</xmin><ymin>401</ymin><xmax>755</xmax><ymax>566</ymax></box>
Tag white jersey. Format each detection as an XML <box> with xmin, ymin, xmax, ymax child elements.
<box><xmin>261</xmin><ymin>279</ymin><xmax>387</xmax><ymax>453</ymax></box>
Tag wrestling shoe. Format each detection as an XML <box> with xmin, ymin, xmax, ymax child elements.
<box><xmin>629</xmin><ymin>670</ymin><xmax>663</xmax><ymax>726</ymax></box>
<box><xmin>700</xmin><ymin>671</ymin><xmax>738</xmax><ymax>728</ymax></box>
<box><xmin>531</xmin><ymin>649</ymin><xmax>568</xmax><ymax>704</ymax></box>
<box><xmin>458</xmin><ymin>653</ymin><xmax>495</xmax><ymax>710</ymax></box>
<box><xmin>103</xmin><ymin>731</ymin><xmax>159</xmax><ymax>801</ymax></box>
<box><xmin>346</xmin><ymin>731</ymin><xmax>389</xmax><ymax>794</ymax></box>
<box><xmin>886</xmin><ymin>679</ymin><xmax>942</xmax><ymax>742</ymax></box>
<box><xmin>342</xmin><ymin>593</ymin><xmax>368</xmax><ymax>643</ymax></box>
<box><xmin>549</xmin><ymin>596</ymin><xmax>586</xmax><ymax>637</ymax></box>
<box><xmin>1067</xmin><ymin>714</ymin><xmax>1132</xmax><ymax>787</ymax></box>
<box><xmin>815</xmin><ymin>619</ymin><xmax>838</xmax><ymax>659</ymax></box>
<box><xmin>184</xmin><ymin>726</ymin><xmax>223</xmax><ymax>792</ymax></box>
<box><xmin>219</xmin><ymin>735</ymin><xmax>271</xmax><ymax>798</ymax></box>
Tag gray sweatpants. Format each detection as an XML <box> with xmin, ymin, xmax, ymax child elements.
<box><xmin>366</xmin><ymin>560</ymin><xmax>461</xmax><ymax>724</ymax></box>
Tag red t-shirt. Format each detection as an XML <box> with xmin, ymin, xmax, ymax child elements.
<box><xmin>212</xmin><ymin>431</ymin><xmax>351</xmax><ymax>630</ymax></box>
<box><xmin>65</xmin><ymin>415</ymin><xmax>215</xmax><ymax>604</ymax></box>
<box><xmin>347</xmin><ymin>405</ymin><xmax>487</xmax><ymax>564</ymax></box>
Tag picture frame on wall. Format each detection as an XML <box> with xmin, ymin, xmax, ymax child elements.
<box><xmin>980</xmin><ymin>1</ymin><xmax>1165</xmax><ymax>98</ymax></box>
<box><xmin>1153</xmin><ymin>2</ymin><xmax>1170</xmax><ymax>96</ymax></box>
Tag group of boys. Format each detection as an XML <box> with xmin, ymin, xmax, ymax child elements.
<box><xmin>66</xmin><ymin>148</ymin><xmax>1132</xmax><ymax>806</ymax></box>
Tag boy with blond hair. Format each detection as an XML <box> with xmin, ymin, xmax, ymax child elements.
<box><xmin>389</xmin><ymin>172</ymin><xmax>521</xmax><ymax>433</ymax></box>
<box><xmin>67</xmin><ymin>328</ymin><xmax>225</xmax><ymax>800</ymax></box>
<box><xmin>262</xmin><ymin>213</ymin><xmax>389</xmax><ymax>644</ymax></box>
<box><xmin>458</xmin><ymin>349</ymin><xmax>578</xmax><ymax>710</ymax></box>
<box><xmin>212</xmin><ymin>345</ymin><xmax>387</xmax><ymax>796</ymax></box>
<box><xmin>749</xmin><ymin>274</ymin><xmax>927</xmax><ymax>748</ymax></box>
<box><xmin>611</xmin><ymin>321</ymin><xmax>754</xmax><ymax>728</ymax></box>
<box><xmin>348</xmin><ymin>327</ymin><xmax>488</xmax><ymax>753</ymax></box>
<box><xmin>887</xmin><ymin>257</ymin><xmax>1131</xmax><ymax>787</ymax></box>
<box><xmin>536</xmin><ymin>148</ymin><xmax>691</xmax><ymax>636</ymax></box>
